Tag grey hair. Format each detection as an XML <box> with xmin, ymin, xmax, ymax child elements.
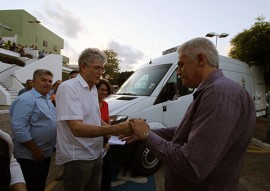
<box><xmin>33</xmin><ymin>69</ymin><xmax>53</xmax><ymax>79</ymax></box>
<box><xmin>78</xmin><ymin>48</ymin><xmax>107</xmax><ymax>71</ymax></box>
<box><xmin>177</xmin><ymin>37</ymin><xmax>219</xmax><ymax>68</ymax></box>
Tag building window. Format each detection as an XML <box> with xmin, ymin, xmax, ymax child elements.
<box><xmin>53</xmin><ymin>46</ymin><xmax>57</xmax><ymax>52</ymax></box>
<box><xmin>43</xmin><ymin>41</ymin><xmax>48</xmax><ymax>47</ymax></box>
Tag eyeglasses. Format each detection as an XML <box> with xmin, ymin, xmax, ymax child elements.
<box><xmin>92</xmin><ymin>65</ymin><xmax>106</xmax><ymax>74</ymax></box>
<box><xmin>99</xmin><ymin>88</ymin><xmax>108</xmax><ymax>93</ymax></box>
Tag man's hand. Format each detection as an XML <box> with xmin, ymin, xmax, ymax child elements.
<box><xmin>130</xmin><ymin>118</ymin><xmax>150</xmax><ymax>140</ymax></box>
<box><xmin>31</xmin><ymin>147</ymin><xmax>45</xmax><ymax>162</ymax></box>
<box><xmin>119</xmin><ymin>134</ymin><xmax>141</xmax><ymax>143</ymax></box>
<box><xmin>24</xmin><ymin>140</ymin><xmax>45</xmax><ymax>162</ymax></box>
<box><xmin>113</xmin><ymin>121</ymin><xmax>133</xmax><ymax>135</ymax></box>
<box><xmin>120</xmin><ymin>118</ymin><xmax>150</xmax><ymax>143</ymax></box>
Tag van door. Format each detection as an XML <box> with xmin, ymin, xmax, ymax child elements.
<box><xmin>155</xmin><ymin>68</ymin><xmax>194</xmax><ymax>128</ymax></box>
<box><xmin>250</xmin><ymin>66</ymin><xmax>267</xmax><ymax>116</ymax></box>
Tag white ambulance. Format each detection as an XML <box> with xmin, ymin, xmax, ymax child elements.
<box><xmin>107</xmin><ymin>51</ymin><xmax>267</xmax><ymax>175</ymax></box>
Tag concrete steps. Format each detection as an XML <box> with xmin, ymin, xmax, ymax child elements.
<box><xmin>0</xmin><ymin>75</ymin><xmax>19</xmax><ymax>102</ymax></box>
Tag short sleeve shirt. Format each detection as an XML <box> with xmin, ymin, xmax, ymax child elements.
<box><xmin>55</xmin><ymin>74</ymin><xmax>103</xmax><ymax>165</ymax></box>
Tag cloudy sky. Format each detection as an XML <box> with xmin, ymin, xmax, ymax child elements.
<box><xmin>1</xmin><ymin>0</ymin><xmax>270</xmax><ymax>71</ymax></box>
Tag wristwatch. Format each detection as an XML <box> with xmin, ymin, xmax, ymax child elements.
<box><xmin>143</xmin><ymin>131</ymin><xmax>151</xmax><ymax>140</ymax></box>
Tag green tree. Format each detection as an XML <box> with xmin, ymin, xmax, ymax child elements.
<box><xmin>118</xmin><ymin>71</ymin><xmax>134</xmax><ymax>86</ymax></box>
<box><xmin>103</xmin><ymin>49</ymin><xmax>121</xmax><ymax>85</ymax></box>
<box><xmin>229</xmin><ymin>16</ymin><xmax>270</xmax><ymax>86</ymax></box>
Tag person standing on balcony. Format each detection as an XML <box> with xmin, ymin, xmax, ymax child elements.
<box><xmin>38</xmin><ymin>50</ymin><xmax>45</xmax><ymax>59</ymax></box>
<box><xmin>18</xmin><ymin>79</ymin><xmax>33</xmax><ymax>96</ymax></box>
<box><xmin>10</xmin><ymin>69</ymin><xmax>56</xmax><ymax>191</ymax></box>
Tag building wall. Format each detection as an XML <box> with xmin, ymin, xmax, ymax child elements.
<box><xmin>0</xmin><ymin>9</ymin><xmax>64</xmax><ymax>55</ymax></box>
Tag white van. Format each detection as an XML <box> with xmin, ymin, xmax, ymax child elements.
<box><xmin>107</xmin><ymin>51</ymin><xmax>267</xmax><ymax>175</ymax></box>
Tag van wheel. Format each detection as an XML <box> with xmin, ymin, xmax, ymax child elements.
<box><xmin>132</xmin><ymin>142</ymin><xmax>162</xmax><ymax>176</ymax></box>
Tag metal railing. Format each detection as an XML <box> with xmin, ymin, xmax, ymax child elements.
<box><xmin>11</xmin><ymin>74</ymin><xmax>23</xmax><ymax>85</ymax></box>
<box><xmin>0</xmin><ymin>81</ymin><xmax>10</xmax><ymax>91</ymax></box>
<box><xmin>0</xmin><ymin>64</ymin><xmax>16</xmax><ymax>74</ymax></box>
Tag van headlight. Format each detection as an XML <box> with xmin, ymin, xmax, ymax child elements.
<box><xmin>110</xmin><ymin>115</ymin><xmax>128</xmax><ymax>125</ymax></box>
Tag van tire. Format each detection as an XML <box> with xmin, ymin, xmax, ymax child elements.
<box><xmin>132</xmin><ymin>142</ymin><xmax>162</xmax><ymax>176</ymax></box>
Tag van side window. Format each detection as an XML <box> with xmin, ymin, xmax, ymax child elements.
<box><xmin>177</xmin><ymin>75</ymin><xmax>194</xmax><ymax>97</ymax></box>
<box><xmin>117</xmin><ymin>64</ymin><xmax>171</xmax><ymax>96</ymax></box>
<box><xmin>155</xmin><ymin>69</ymin><xmax>194</xmax><ymax>104</ymax></box>
<box><xmin>168</xmin><ymin>69</ymin><xmax>194</xmax><ymax>98</ymax></box>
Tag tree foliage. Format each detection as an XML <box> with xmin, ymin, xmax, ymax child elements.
<box><xmin>103</xmin><ymin>49</ymin><xmax>121</xmax><ymax>85</ymax></box>
<box><xmin>103</xmin><ymin>49</ymin><xmax>134</xmax><ymax>87</ymax></box>
<box><xmin>229</xmin><ymin>16</ymin><xmax>270</xmax><ymax>85</ymax></box>
<box><xmin>118</xmin><ymin>71</ymin><xmax>134</xmax><ymax>86</ymax></box>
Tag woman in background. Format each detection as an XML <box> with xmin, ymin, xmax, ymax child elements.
<box><xmin>97</xmin><ymin>79</ymin><xmax>112</xmax><ymax>191</ymax></box>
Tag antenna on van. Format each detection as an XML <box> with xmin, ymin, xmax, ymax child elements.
<box><xmin>149</xmin><ymin>45</ymin><xmax>153</xmax><ymax>64</ymax></box>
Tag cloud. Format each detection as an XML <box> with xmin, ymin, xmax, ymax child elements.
<box><xmin>107</xmin><ymin>40</ymin><xmax>147</xmax><ymax>71</ymax></box>
<box><xmin>61</xmin><ymin>41</ymin><xmax>80</xmax><ymax>65</ymax></box>
<box><xmin>37</xmin><ymin>0</ymin><xmax>88</xmax><ymax>38</ymax></box>
<box><xmin>33</xmin><ymin>1</ymin><xmax>147</xmax><ymax>71</ymax></box>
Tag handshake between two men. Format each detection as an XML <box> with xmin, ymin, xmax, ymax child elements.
<box><xmin>112</xmin><ymin>118</ymin><xmax>150</xmax><ymax>143</ymax></box>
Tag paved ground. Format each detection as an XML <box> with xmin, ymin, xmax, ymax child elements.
<box><xmin>1</xmin><ymin>105</ymin><xmax>269</xmax><ymax>191</ymax></box>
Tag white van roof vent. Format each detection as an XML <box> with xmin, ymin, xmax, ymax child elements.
<box><xmin>162</xmin><ymin>45</ymin><xmax>180</xmax><ymax>55</ymax></box>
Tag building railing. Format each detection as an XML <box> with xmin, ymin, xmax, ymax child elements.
<box><xmin>0</xmin><ymin>64</ymin><xmax>16</xmax><ymax>74</ymax></box>
<box><xmin>0</xmin><ymin>81</ymin><xmax>9</xmax><ymax>91</ymax></box>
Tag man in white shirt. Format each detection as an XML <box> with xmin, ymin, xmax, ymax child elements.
<box><xmin>0</xmin><ymin>129</ymin><xmax>26</xmax><ymax>191</ymax></box>
<box><xmin>56</xmin><ymin>48</ymin><xmax>131</xmax><ymax>191</ymax></box>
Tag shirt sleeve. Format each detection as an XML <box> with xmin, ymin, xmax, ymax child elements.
<box><xmin>152</xmin><ymin>127</ymin><xmax>175</xmax><ymax>141</ymax></box>
<box><xmin>10</xmin><ymin>96</ymin><xmax>35</xmax><ymax>143</ymax></box>
<box><xmin>9</xmin><ymin>155</ymin><xmax>25</xmax><ymax>185</ymax></box>
<box><xmin>145</xmin><ymin>91</ymin><xmax>242</xmax><ymax>183</ymax></box>
<box><xmin>56</xmin><ymin>83</ymin><xmax>83</xmax><ymax>121</ymax></box>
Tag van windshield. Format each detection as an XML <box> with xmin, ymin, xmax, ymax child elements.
<box><xmin>116</xmin><ymin>64</ymin><xmax>172</xmax><ymax>96</ymax></box>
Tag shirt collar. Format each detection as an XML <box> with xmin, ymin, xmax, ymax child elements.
<box><xmin>76</xmin><ymin>74</ymin><xmax>96</xmax><ymax>91</ymax></box>
<box><xmin>193</xmin><ymin>69</ymin><xmax>224</xmax><ymax>100</ymax></box>
<box><xmin>31</xmin><ymin>88</ymin><xmax>50</xmax><ymax>99</ymax></box>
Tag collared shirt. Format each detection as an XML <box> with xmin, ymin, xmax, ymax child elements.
<box><xmin>10</xmin><ymin>88</ymin><xmax>56</xmax><ymax>159</ymax></box>
<box><xmin>55</xmin><ymin>74</ymin><xmax>103</xmax><ymax>165</ymax></box>
<box><xmin>147</xmin><ymin>69</ymin><xmax>256</xmax><ymax>191</ymax></box>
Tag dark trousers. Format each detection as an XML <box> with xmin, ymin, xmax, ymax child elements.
<box><xmin>266</xmin><ymin>112</ymin><xmax>270</xmax><ymax>141</ymax></box>
<box><xmin>101</xmin><ymin>150</ymin><xmax>112</xmax><ymax>191</ymax></box>
<box><xmin>0</xmin><ymin>138</ymin><xmax>10</xmax><ymax>191</ymax></box>
<box><xmin>17</xmin><ymin>157</ymin><xmax>51</xmax><ymax>191</ymax></box>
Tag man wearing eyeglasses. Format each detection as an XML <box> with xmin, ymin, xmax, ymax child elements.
<box><xmin>55</xmin><ymin>48</ymin><xmax>132</xmax><ymax>191</ymax></box>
